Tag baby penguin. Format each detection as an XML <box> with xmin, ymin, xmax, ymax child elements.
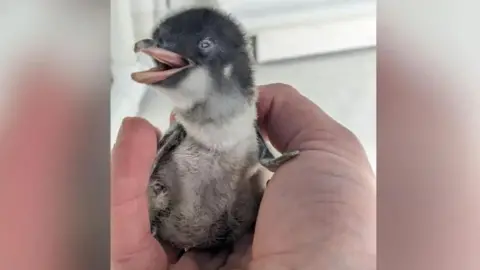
<box><xmin>131</xmin><ymin>7</ymin><xmax>299</xmax><ymax>251</ymax></box>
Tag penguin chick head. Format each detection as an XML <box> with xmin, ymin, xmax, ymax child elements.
<box><xmin>131</xmin><ymin>7</ymin><xmax>255</xmax><ymax>111</ymax></box>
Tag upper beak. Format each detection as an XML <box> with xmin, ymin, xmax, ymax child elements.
<box><xmin>133</xmin><ymin>39</ymin><xmax>188</xmax><ymax>68</ymax></box>
<box><xmin>131</xmin><ymin>39</ymin><xmax>194</xmax><ymax>84</ymax></box>
<box><xmin>133</xmin><ymin>39</ymin><xmax>155</xmax><ymax>52</ymax></box>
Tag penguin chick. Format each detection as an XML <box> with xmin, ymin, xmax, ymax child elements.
<box><xmin>131</xmin><ymin>7</ymin><xmax>299</xmax><ymax>251</ymax></box>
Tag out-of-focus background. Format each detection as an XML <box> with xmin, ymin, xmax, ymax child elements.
<box><xmin>111</xmin><ymin>0</ymin><xmax>376</xmax><ymax>170</ymax></box>
<box><xmin>3</xmin><ymin>1</ymin><xmax>480</xmax><ymax>270</ymax></box>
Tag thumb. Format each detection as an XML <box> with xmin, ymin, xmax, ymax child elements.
<box><xmin>111</xmin><ymin>117</ymin><xmax>168</xmax><ymax>270</ymax></box>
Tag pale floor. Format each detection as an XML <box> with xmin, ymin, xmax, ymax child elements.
<box><xmin>138</xmin><ymin>48</ymin><xmax>377</xmax><ymax>171</ymax></box>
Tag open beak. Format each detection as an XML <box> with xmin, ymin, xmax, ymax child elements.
<box><xmin>131</xmin><ymin>39</ymin><xmax>194</xmax><ymax>84</ymax></box>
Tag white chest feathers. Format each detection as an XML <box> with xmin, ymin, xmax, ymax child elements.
<box><xmin>178</xmin><ymin>105</ymin><xmax>257</xmax><ymax>150</ymax></box>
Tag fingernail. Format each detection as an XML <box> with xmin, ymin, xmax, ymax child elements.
<box><xmin>121</xmin><ymin>117</ymin><xmax>134</xmax><ymax>125</ymax></box>
<box><xmin>117</xmin><ymin>117</ymin><xmax>135</xmax><ymax>140</ymax></box>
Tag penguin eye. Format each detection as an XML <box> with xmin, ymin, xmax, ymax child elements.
<box><xmin>198</xmin><ymin>38</ymin><xmax>215</xmax><ymax>53</ymax></box>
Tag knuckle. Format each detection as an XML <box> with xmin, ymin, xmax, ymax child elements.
<box><xmin>339</xmin><ymin>125</ymin><xmax>362</xmax><ymax>148</ymax></box>
<box><xmin>341</xmin><ymin>126</ymin><xmax>361</xmax><ymax>145</ymax></box>
<box><xmin>336</xmin><ymin>125</ymin><xmax>367</xmax><ymax>156</ymax></box>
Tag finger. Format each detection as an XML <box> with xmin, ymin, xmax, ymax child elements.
<box><xmin>252</xmin><ymin>84</ymin><xmax>376</xmax><ymax>262</ymax></box>
<box><xmin>112</xmin><ymin>118</ymin><xmax>158</xmax><ymax>205</ymax></box>
<box><xmin>111</xmin><ymin>117</ymin><xmax>168</xmax><ymax>270</ymax></box>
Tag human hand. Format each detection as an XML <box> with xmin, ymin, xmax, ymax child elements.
<box><xmin>111</xmin><ymin>83</ymin><xmax>376</xmax><ymax>270</ymax></box>
<box><xmin>249</xmin><ymin>84</ymin><xmax>376</xmax><ymax>269</ymax></box>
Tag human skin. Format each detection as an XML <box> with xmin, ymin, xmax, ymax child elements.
<box><xmin>111</xmin><ymin>83</ymin><xmax>376</xmax><ymax>270</ymax></box>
